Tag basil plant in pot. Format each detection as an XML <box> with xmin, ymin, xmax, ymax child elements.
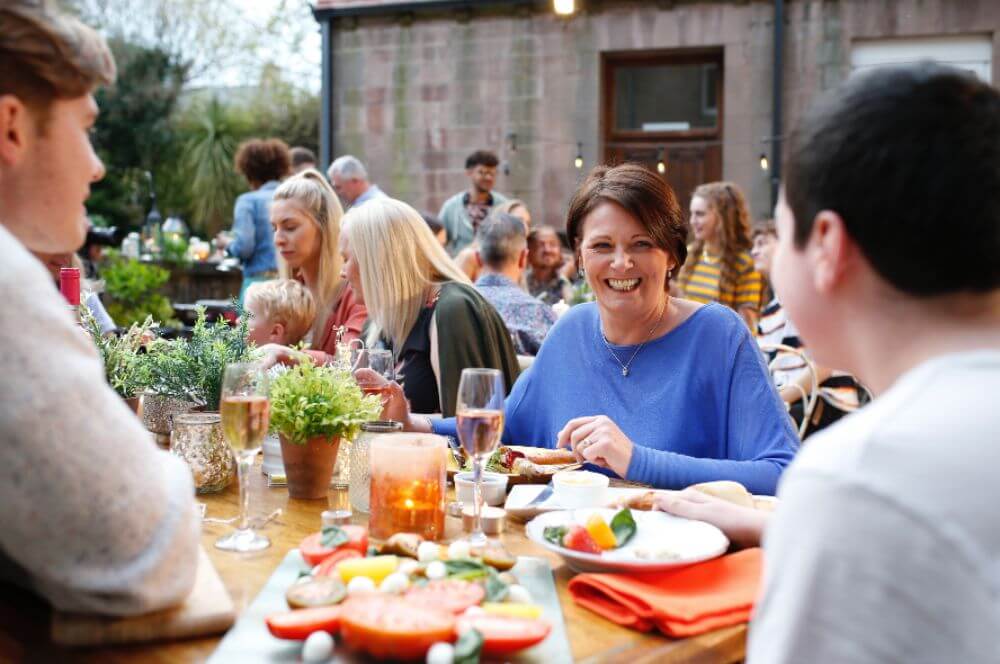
<box><xmin>269</xmin><ymin>361</ymin><xmax>382</xmax><ymax>499</ymax></box>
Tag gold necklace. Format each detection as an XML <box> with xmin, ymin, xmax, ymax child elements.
<box><xmin>600</xmin><ymin>299</ymin><xmax>668</xmax><ymax>378</ymax></box>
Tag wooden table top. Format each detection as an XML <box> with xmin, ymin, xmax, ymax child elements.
<box><xmin>1</xmin><ymin>461</ymin><xmax>746</xmax><ymax>663</ymax></box>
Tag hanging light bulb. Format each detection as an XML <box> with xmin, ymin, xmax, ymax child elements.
<box><xmin>656</xmin><ymin>149</ymin><xmax>666</xmax><ymax>174</ymax></box>
<box><xmin>554</xmin><ymin>0</ymin><xmax>575</xmax><ymax>16</ymax></box>
<box><xmin>574</xmin><ymin>142</ymin><xmax>584</xmax><ymax>169</ymax></box>
<box><xmin>759</xmin><ymin>153</ymin><xmax>769</xmax><ymax>171</ymax></box>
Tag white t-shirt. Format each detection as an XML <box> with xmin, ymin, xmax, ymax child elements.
<box><xmin>748</xmin><ymin>351</ymin><xmax>1000</xmax><ymax>663</ymax></box>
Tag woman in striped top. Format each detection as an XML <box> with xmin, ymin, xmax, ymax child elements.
<box><xmin>677</xmin><ymin>182</ymin><xmax>763</xmax><ymax>330</ymax></box>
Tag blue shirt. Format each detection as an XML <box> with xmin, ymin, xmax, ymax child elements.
<box><xmin>433</xmin><ymin>302</ymin><xmax>799</xmax><ymax>494</ymax></box>
<box><xmin>351</xmin><ymin>183</ymin><xmax>387</xmax><ymax>209</ymax></box>
<box><xmin>474</xmin><ymin>273</ymin><xmax>556</xmax><ymax>356</ymax></box>
<box><xmin>227</xmin><ymin>181</ymin><xmax>279</xmax><ymax>276</ymax></box>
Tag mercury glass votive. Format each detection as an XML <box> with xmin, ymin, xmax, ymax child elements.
<box><xmin>368</xmin><ymin>433</ymin><xmax>447</xmax><ymax>541</ymax></box>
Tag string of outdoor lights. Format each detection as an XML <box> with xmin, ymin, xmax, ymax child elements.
<box><xmin>499</xmin><ymin>132</ymin><xmax>780</xmax><ymax>175</ymax></box>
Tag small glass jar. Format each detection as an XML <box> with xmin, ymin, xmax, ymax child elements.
<box><xmin>170</xmin><ymin>412</ymin><xmax>235</xmax><ymax>494</ymax></box>
<box><xmin>349</xmin><ymin>421</ymin><xmax>402</xmax><ymax>514</ymax></box>
<box><xmin>369</xmin><ymin>432</ymin><xmax>447</xmax><ymax>541</ymax></box>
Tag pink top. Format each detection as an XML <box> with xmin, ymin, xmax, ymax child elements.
<box><xmin>305</xmin><ymin>283</ymin><xmax>367</xmax><ymax>364</ymax></box>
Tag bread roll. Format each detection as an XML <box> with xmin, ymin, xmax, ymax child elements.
<box><xmin>691</xmin><ymin>480</ymin><xmax>754</xmax><ymax>508</ymax></box>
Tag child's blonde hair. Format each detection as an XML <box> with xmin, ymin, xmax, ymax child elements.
<box><xmin>244</xmin><ymin>279</ymin><xmax>316</xmax><ymax>345</ymax></box>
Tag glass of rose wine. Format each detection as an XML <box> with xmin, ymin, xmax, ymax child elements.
<box><xmin>216</xmin><ymin>362</ymin><xmax>271</xmax><ymax>552</ymax></box>
<box><xmin>455</xmin><ymin>368</ymin><xmax>505</xmax><ymax>547</ymax></box>
<box><xmin>352</xmin><ymin>348</ymin><xmax>395</xmax><ymax>400</ymax></box>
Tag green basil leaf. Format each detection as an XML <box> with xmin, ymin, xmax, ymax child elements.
<box><xmin>444</xmin><ymin>559</ymin><xmax>490</xmax><ymax>578</ymax></box>
<box><xmin>543</xmin><ymin>525</ymin><xmax>568</xmax><ymax>547</ymax></box>
<box><xmin>320</xmin><ymin>525</ymin><xmax>349</xmax><ymax>549</ymax></box>
<box><xmin>453</xmin><ymin>627</ymin><xmax>484</xmax><ymax>664</ymax></box>
<box><xmin>609</xmin><ymin>508</ymin><xmax>637</xmax><ymax>548</ymax></box>
<box><xmin>484</xmin><ymin>569</ymin><xmax>509</xmax><ymax>602</ymax></box>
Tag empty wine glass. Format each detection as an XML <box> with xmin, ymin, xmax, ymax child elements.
<box><xmin>455</xmin><ymin>368</ymin><xmax>505</xmax><ymax>547</ymax></box>
<box><xmin>215</xmin><ymin>362</ymin><xmax>271</xmax><ymax>552</ymax></box>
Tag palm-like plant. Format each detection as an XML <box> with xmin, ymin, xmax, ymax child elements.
<box><xmin>181</xmin><ymin>99</ymin><xmax>250</xmax><ymax>237</ymax></box>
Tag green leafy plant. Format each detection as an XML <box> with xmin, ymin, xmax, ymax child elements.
<box><xmin>81</xmin><ymin>307</ymin><xmax>156</xmax><ymax>399</ymax></box>
<box><xmin>569</xmin><ymin>279</ymin><xmax>594</xmax><ymax>306</ymax></box>
<box><xmin>100</xmin><ymin>250</ymin><xmax>176</xmax><ymax>327</ymax></box>
<box><xmin>268</xmin><ymin>361</ymin><xmax>381</xmax><ymax>445</ymax></box>
<box><xmin>145</xmin><ymin>305</ymin><xmax>256</xmax><ymax>410</ymax></box>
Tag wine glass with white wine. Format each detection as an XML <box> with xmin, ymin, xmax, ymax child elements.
<box><xmin>455</xmin><ymin>368</ymin><xmax>505</xmax><ymax>547</ymax></box>
<box><xmin>216</xmin><ymin>362</ymin><xmax>271</xmax><ymax>552</ymax></box>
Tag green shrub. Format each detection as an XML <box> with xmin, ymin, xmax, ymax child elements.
<box><xmin>100</xmin><ymin>250</ymin><xmax>176</xmax><ymax>327</ymax></box>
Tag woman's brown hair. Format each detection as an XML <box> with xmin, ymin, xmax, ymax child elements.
<box><xmin>566</xmin><ymin>164</ymin><xmax>687</xmax><ymax>287</ymax></box>
<box><xmin>678</xmin><ymin>181</ymin><xmax>753</xmax><ymax>295</ymax></box>
<box><xmin>234</xmin><ymin>138</ymin><xmax>291</xmax><ymax>187</ymax></box>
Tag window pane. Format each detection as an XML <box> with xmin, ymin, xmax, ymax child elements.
<box><xmin>614</xmin><ymin>62</ymin><xmax>719</xmax><ymax>132</ymax></box>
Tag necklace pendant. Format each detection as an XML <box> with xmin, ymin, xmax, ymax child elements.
<box><xmin>622</xmin><ymin>366</ymin><xmax>629</xmax><ymax>377</ymax></box>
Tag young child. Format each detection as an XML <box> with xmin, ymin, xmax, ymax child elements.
<box><xmin>661</xmin><ymin>62</ymin><xmax>1000</xmax><ymax>662</ymax></box>
<box><xmin>243</xmin><ymin>279</ymin><xmax>316</xmax><ymax>347</ymax></box>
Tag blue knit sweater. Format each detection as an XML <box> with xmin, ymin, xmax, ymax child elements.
<box><xmin>433</xmin><ymin>302</ymin><xmax>799</xmax><ymax>494</ymax></box>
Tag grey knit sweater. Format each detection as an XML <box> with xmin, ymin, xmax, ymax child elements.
<box><xmin>0</xmin><ymin>223</ymin><xmax>200</xmax><ymax>616</ymax></box>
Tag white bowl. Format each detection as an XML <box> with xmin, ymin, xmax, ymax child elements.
<box><xmin>552</xmin><ymin>470</ymin><xmax>609</xmax><ymax>509</ymax></box>
<box><xmin>454</xmin><ymin>471</ymin><xmax>509</xmax><ymax>506</ymax></box>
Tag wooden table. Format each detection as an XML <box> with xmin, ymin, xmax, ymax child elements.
<box><xmin>1</xmin><ymin>463</ymin><xmax>747</xmax><ymax>663</ymax></box>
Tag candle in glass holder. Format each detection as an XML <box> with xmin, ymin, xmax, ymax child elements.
<box><xmin>369</xmin><ymin>433</ymin><xmax>447</xmax><ymax>540</ymax></box>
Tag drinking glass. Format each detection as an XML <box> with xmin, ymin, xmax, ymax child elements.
<box><xmin>455</xmin><ymin>368</ymin><xmax>505</xmax><ymax>546</ymax></box>
<box><xmin>215</xmin><ymin>362</ymin><xmax>271</xmax><ymax>552</ymax></box>
<box><xmin>352</xmin><ymin>348</ymin><xmax>395</xmax><ymax>400</ymax></box>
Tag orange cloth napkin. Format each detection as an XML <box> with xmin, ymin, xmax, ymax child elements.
<box><xmin>566</xmin><ymin>548</ymin><xmax>762</xmax><ymax>638</ymax></box>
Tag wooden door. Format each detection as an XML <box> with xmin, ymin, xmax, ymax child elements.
<box><xmin>604</xmin><ymin>144</ymin><xmax>722</xmax><ymax>218</ymax></box>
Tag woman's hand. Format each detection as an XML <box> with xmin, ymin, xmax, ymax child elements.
<box><xmin>556</xmin><ymin>415</ymin><xmax>634</xmax><ymax>478</ymax></box>
<box><xmin>654</xmin><ymin>488</ymin><xmax>769</xmax><ymax>548</ymax></box>
<box><xmin>354</xmin><ymin>368</ymin><xmax>431</xmax><ymax>433</ymax></box>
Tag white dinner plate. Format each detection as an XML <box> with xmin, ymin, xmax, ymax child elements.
<box><xmin>526</xmin><ymin>508</ymin><xmax>729</xmax><ymax>573</ymax></box>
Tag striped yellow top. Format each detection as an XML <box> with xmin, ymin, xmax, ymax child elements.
<box><xmin>682</xmin><ymin>249</ymin><xmax>763</xmax><ymax>312</ymax></box>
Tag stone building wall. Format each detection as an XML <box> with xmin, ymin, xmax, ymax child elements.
<box><xmin>324</xmin><ymin>0</ymin><xmax>998</xmax><ymax>223</ymax></box>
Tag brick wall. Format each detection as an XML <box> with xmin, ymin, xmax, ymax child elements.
<box><xmin>326</xmin><ymin>0</ymin><xmax>999</xmax><ymax>223</ymax></box>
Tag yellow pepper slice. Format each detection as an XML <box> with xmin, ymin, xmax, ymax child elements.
<box><xmin>585</xmin><ymin>513</ymin><xmax>618</xmax><ymax>550</ymax></box>
<box><xmin>482</xmin><ymin>602</ymin><xmax>544</xmax><ymax>619</ymax></box>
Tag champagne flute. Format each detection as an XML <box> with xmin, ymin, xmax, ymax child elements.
<box><xmin>216</xmin><ymin>362</ymin><xmax>271</xmax><ymax>552</ymax></box>
<box><xmin>455</xmin><ymin>368</ymin><xmax>505</xmax><ymax>547</ymax></box>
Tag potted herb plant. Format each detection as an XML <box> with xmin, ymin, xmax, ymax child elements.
<box><xmin>81</xmin><ymin>308</ymin><xmax>155</xmax><ymax>414</ymax></box>
<box><xmin>269</xmin><ymin>361</ymin><xmax>382</xmax><ymax>499</ymax></box>
<box><xmin>143</xmin><ymin>306</ymin><xmax>256</xmax><ymax>492</ymax></box>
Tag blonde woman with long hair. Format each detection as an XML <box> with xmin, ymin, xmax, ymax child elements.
<box><xmin>341</xmin><ymin>198</ymin><xmax>520</xmax><ymax>416</ymax></box>
<box><xmin>263</xmin><ymin>169</ymin><xmax>366</xmax><ymax>365</ymax></box>
<box><xmin>678</xmin><ymin>181</ymin><xmax>763</xmax><ymax>329</ymax></box>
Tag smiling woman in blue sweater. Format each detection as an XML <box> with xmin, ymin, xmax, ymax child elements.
<box><xmin>374</xmin><ymin>164</ymin><xmax>798</xmax><ymax>494</ymax></box>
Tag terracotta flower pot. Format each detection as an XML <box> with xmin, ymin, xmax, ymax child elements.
<box><xmin>124</xmin><ymin>396</ymin><xmax>141</xmax><ymax>416</ymax></box>
<box><xmin>279</xmin><ymin>434</ymin><xmax>341</xmax><ymax>500</ymax></box>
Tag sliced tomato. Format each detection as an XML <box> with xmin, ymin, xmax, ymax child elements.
<box><xmin>299</xmin><ymin>525</ymin><xmax>369</xmax><ymax>566</ymax></box>
<box><xmin>562</xmin><ymin>525</ymin><xmax>601</xmax><ymax>554</ymax></box>
<box><xmin>405</xmin><ymin>579</ymin><xmax>486</xmax><ymax>615</ymax></box>
<box><xmin>339</xmin><ymin>594</ymin><xmax>455</xmax><ymax>660</ymax></box>
<box><xmin>455</xmin><ymin>614</ymin><xmax>551</xmax><ymax>655</ymax></box>
<box><xmin>265</xmin><ymin>605</ymin><xmax>342</xmax><ymax>640</ymax></box>
<box><xmin>313</xmin><ymin>548</ymin><xmax>362</xmax><ymax>577</ymax></box>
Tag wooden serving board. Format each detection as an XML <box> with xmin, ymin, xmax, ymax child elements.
<box><xmin>52</xmin><ymin>547</ymin><xmax>235</xmax><ymax>646</ymax></box>
<box><xmin>207</xmin><ymin>550</ymin><xmax>573</xmax><ymax>663</ymax></box>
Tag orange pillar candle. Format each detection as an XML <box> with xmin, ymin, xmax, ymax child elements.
<box><xmin>369</xmin><ymin>433</ymin><xmax>447</xmax><ymax>541</ymax></box>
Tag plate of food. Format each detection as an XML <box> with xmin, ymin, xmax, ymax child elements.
<box><xmin>525</xmin><ymin>507</ymin><xmax>729</xmax><ymax>574</ymax></box>
<box><xmin>448</xmin><ymin>443</ymin><xmax>582</xmax><ymax>485</ymax></box>
<box><xmin>208</xmin><ymin>525</ymin><xmax>573</xmax><ymax>663</ymax></box>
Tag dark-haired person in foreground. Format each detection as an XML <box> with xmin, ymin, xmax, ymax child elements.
<box><xmin>661</xmin><ymin>63</ymin><xmax>1000</xmax><ymax>662</ymax></box>
<box><xmin>378</xmin><ymin>164</ymin><xmax>798</xmax><ymax>493</ymax></box>
<box><xmin>438</xmin><ymin>150</ymin><xmax>508</xmax><ymax>255</ymax></box>
<box><xmin>0</xmin><ymin>1</ymin><xmax>198</xmax><ymax>615</ymax></box>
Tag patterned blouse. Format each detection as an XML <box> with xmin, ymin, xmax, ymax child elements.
<box><xmin>475</xmin><ymin>273</ymin><xmax>557</xmax><ymax>356</ymax></box>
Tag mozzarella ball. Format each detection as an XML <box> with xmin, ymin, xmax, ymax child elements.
<box><xmin>425</xmin><ymin>560</ymin><xmax>447</xmax><ymax>580</ymax></box>
<box><xmin>447</xmin><ymin>541</ymin><xmax>471</xmax><ymax>560</ymax></box>
<box><xmin>346</xmin><ymin>576</ymin><xmax>376</xmax><ymax>594</ymax></box>
<box><xmin>398</xmin><ymin>559</ymin><xmax>420</xmax><ymax>576</ymax></box>
<box><xmin>426</xmin><ymin>641</ymin><xmax>455</xmax><ymax>664</ymax></box>
<box><xmin>379</xmin><ymin>572</ymin><xmax>410</xmax><ymax>594</ymax></box>
<box><xmin>302</xmin><ymin>631</ymin><xmax>334</xmax><ymax>662</ymax></box>
<box><xmin>417</xmin><ymin>541</ymin><xmax>440</xmax><ymax>563</ymax></box>
<box><xmin>506</xmin><ymin>584</ymin><xmax>532</xmax><ymax>604</ymax></box>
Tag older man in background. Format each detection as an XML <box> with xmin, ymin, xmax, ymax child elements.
<box><xmin>326</xmin><ymin>155</ymin><xmax>386</xmax><ymax>210</ymax></box>
<box><xmin>474</xmin><ymin>214</ymin><xmax>556</xmax><ymax>356</ymax></box>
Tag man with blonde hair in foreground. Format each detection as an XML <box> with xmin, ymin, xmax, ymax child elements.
<box><xmin>0</xmin><ymin>1</ymin><xmax>199</xmax><ymax>615</ymax></box>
